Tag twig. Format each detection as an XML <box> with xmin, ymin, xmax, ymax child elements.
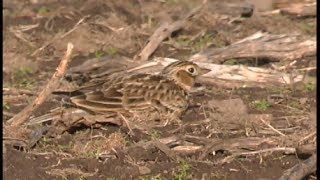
<box><xmin>172</xmin><ymin>145</ymin><xmax>203</xmax><ymax>153</ymax></box>
<box><xmin>31</xmin><ymin>15</ymin><xmax>89</xmax><ymax>57</ymax></box>
<box><xmin>219</xmin><ymin>147</ymin><xmax>296</xmax><ymax>164</ymax></box>
<box><xmin>133</xmin><ymin>20</ymin><xmax>185</xmax><ymax>61</ymax></box>
<box><xmin>118</xmin><ymin>113</ymin><xmax>134</xmax><ymax>135</ymax></box>
<box><xmin>134</xmin><ymin>0</ymin><xmax>207</xmax><ymax>61</ymax></box>
<box><xmin>152</xmin><ymin>140</ymin><xmax>178</xmax><ymax>161</ymax></box>
<box><xmin>3</xmin><ymin>111</ymin><xmax>15</xmax><ymax>118</ymax></box>
<box><xmin>298</xmin><ymin>131</ymin><xmax>316</xmax><ymax>145</ymax></box>
<box><xmin>260</xmin><ymin>118</ymin><xmax>286</xmax><ymax>136</ymax></box>
<box><xmin>296</xmin><ymin>67</ymin><xmax>317</xmax><ymax>71</ymax></box>
<box><xmin>9</xmin><ymin>27</ymin><xmax>36</xmax><ymax>47</ymax></box>
<box><xmin>199</xmin><ymin>137</ymin><xmax>277</xmax><ymax>160</ymax></box>
<box><xmin>3</xmin><ymin>88</ymin><xmax>35</xmax><ymax>96</ymax></box>
<box><xmin>7</xmin><ymin>43</ymin><xmax>74</xmax><ymax>126</ymax></box>
<box><xmin>278</xmin><ymin>152</ymin><xmax>316</xmax><ymax>180</ymax></box>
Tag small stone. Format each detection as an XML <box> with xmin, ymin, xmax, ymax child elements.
<box><xmin>299</xmin><ymin>98</ymin><xmax>308</xmax><ymax>105</ymax></box>
<box><xmin>139</xmin><ymin>166</ymin><xmax>151</xmax><ymax>175</ymax></box>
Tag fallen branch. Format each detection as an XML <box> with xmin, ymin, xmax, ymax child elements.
<box><xmin>280</xmin><ymin>2</ymin><xmax>316</xmax><ymax>18</ymax></box>
<box><xmin>134</xmin><ymin>0</ymin><xmax>207</xmax><ymax>61</ymax></box>
<box><xmin>128</xmin><ymin>57</ymin><xmax>304</xmax><ymax>87</ymax></box>
<box><xmin>197</xmin><ymin>62</ymin><xmax>303</xmax><ymax>85</ymax></box>
<box><xmin>260</xmin><ymin>2</ymin><xmax>316</xmax><ymax>18</ymax></box>
<box><xmin>189</xmin><ymin>31</ymin><xmax>316</xmax><ymax>64</ymax></box>
<box><xmin>218</xmin><ymin>147</ymin><xmax>296</xmax><ymax>164</ymax></box>
<box><xmin>7</xmin><ymin>43</ymin><xmax>74</xmax><ymax>126</ymax></box>
<box><xmin>172</xmin><ymin>145</ymin><xmax>203</xmax><ymax>153</ymax></box>
<box><xmin>278</xmin><ymin>152</ymin><xmax>317</xmax><ymax>180</ymax></box>
<box><xmin>199</xmin><ymin>137</ymin><xmax>277</xmax><ymax>160</ymax></box>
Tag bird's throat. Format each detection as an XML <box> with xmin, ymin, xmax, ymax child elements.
<box><xmin>174</xmin><ymin>70</ymin><xmax>195</xmax><ymax>91</ymax></box>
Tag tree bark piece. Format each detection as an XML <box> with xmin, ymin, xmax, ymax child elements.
<box><xmin>128</xmin><ymin>57</ymin><xmax>304</xmax><ymax>87</ymax></box>
<box><xmin>189</xmin><ymin>31</ymin><xmax>316</xmax><ymax>64</ymax></box>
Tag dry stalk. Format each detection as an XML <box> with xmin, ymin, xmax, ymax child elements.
<box><xmin>260</xmin><ymin>118</ymin><xmax>286</xmax><ymax>136</ymax></box>
<box><xmin>7</xmin><ymin>43</ymin><xmax>74</xmax><ymax>127</ymax></box>
<box><xmin>218</xmin><ymin>147</ymin><xmax>296</xmax><ymax>164</ymax></box>
<box><xmin>134</xmin><ymin>0</ymin><xmax>207</xmax><ymax>61</ymax></box>
<box><xmin>298</xmin><ymin>131</ymin><xmax>316</xmax><ymax>145</ymax></box>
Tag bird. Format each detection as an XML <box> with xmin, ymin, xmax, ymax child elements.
<box><xmin>27</xmin><ymin>61</ymin><xmax>210</xmax><ymax>131</ymax></box>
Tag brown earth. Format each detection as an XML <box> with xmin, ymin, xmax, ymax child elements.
<box><xmin>3</xmin><ymin>0</ymin><xmax>316</xmax><ymax>179</ymax></box>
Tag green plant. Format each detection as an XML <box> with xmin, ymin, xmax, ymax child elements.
<box><xmin>3</xmin><ymin>101</ymin><xmax>10</xmax><ymax>110</ymax></box>
<box><xmin>173</xmin><ymin>160</ymin><xmax>190</xmax><ymax>180</ymax></box>
<box><xmin>106</xmin><ymin>47</ymin><xmax>118</xmax><ymax>56</ymax></box>
<box><xmin>223</xmin><ymin>59</ymin><xmax>238</xmax><ymax>65</ymax></box>
<box><xmin>303</xmin><ymin>82</ymin><xmax>315</xmax><ymax>92</ymax></box>
<box><xmin>211</xmin><ymin>172</ymin><xmax>227</xmax><ymax>180</ymax></box>
<box><xmin>167</xmin><ymin>0</ymin><xmax>182</xmax><ymax>5</ymax></box>
<box><xmin>297</xmin><ymin>22</ymin><xmax>314</xmax><ymax>35</ymax></box>
<box><xmin>191</xmin><ymin>34</ymin><xmax>213</xmax><ymax>53</ymax></box>
<box><xmin>149</xmin><ymin>129</ymin><xmax>160</xmax><ymax>140</ymax></box>
<box><xmin>76</xmin><ymin>176</ymin><xmax>85</xmax><ymax>180</ymax></box>
<box><xmin>94</xmin><ymin>50</ymin><xmax>104</xmax><ymax>58</ymax></box>
<box><xmin>58</xmin><ymin>142</ymin><xmax>73</xmax><ymax>152</ymax></box>
<box><xmin>140</xmin><ymin>175</ymin><xmax>162</xmax><ymax>180</ymax></box>
<box><xmin>82</xmin><ymin>149</ymin><xmax>101</xmax><ymax>159</ymax></box>
<box><xmin>37</xmin><ymin>6</ymin><xmax>49</xmax><ymax>14</ymax></box>
<box><xmin>175</xmin><ymin>36</ymin><xmax>191</xmax><ymax>47</ymax></box>
<box><xmin>12</xmin><ymin>67</ymin><xmax>34</xmax><ymax>89</ymax></box>
<box><xmin>107</xmin><ymin>177</ymin><xmax>116</xmax><ymax>180</ymax></box>
<box><xmin>39</xmin><ymin>136</ymin><xmax>51</xmax><ymax>147</ymax></box>
<box><xmin>252</xmin><ymin>99</ymin><xmax>271</xmax><ymax>111</ymax></box>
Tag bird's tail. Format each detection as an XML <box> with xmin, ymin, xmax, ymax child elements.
<box><xmin>25</xmin><ymin>108</ymin><xmax>89</xmax><ymax>126</ymax></box>
<box><xmin>25</xmin><ymin>108</ymin><xmax>64</xmax><ymax>126</ymax></box>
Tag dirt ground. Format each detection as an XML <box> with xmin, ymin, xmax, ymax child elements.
<box><xmin>3</xmin><ymin>0</ymin><xmax>316</xmax><ymax>179</ymax></box>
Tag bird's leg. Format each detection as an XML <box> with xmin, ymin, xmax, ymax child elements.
<box><xmin>164</xmin><ymin>110</ymin><xmax>183</xmax><ymax>126</ymax></box>
<box><xmin>117</xmin><ymin>113</ymin><xmax>135</xmax><ymax>136</ymax></box>
<box><xmin>151</xmin><ymin>99</ymin><xmax>175</xmax><ymax>126</ymax></box>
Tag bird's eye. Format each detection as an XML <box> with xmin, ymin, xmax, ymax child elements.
<box><xmin>188</xmin><ymin>67</ymin><xmax>195</xmax><ymax>73</ymax></box>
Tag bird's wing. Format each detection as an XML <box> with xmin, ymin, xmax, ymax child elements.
<box><xmin>121</xmin><ymin>74</ymin><xmax>187</xmax><ymax>113</ymax></box>
<box><xmin>70</xmin><ymin>82</ymin><xmax>127</xmax><ymax>114</ymax></box>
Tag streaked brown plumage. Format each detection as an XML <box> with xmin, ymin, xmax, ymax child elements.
<box><xmin>28</xmin><ymin>61</ymin><xmax>209</xmax><ymax>127</ymax></box>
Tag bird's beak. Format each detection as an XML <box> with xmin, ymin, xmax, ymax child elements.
<box><xmin>199</xmin><ymin>67</ymin><xmax>211</xmax><ymax>76</ymax></box>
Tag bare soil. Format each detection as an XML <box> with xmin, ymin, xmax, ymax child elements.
<box><xmin>3</xmin><ymin>0</ymin><xmax>316</xmax><ymax>179</ymax></box>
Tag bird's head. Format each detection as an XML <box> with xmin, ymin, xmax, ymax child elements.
<box><xmin>161</xmin><ymin>61</ymin><xmax>210</xmax><ymax>91</ymax></box>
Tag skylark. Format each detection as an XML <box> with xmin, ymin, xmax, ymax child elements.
<box><xmin>28</xmin><ymin>61</ymin><xmax>209</xmax><ymax>129</ymax></box>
